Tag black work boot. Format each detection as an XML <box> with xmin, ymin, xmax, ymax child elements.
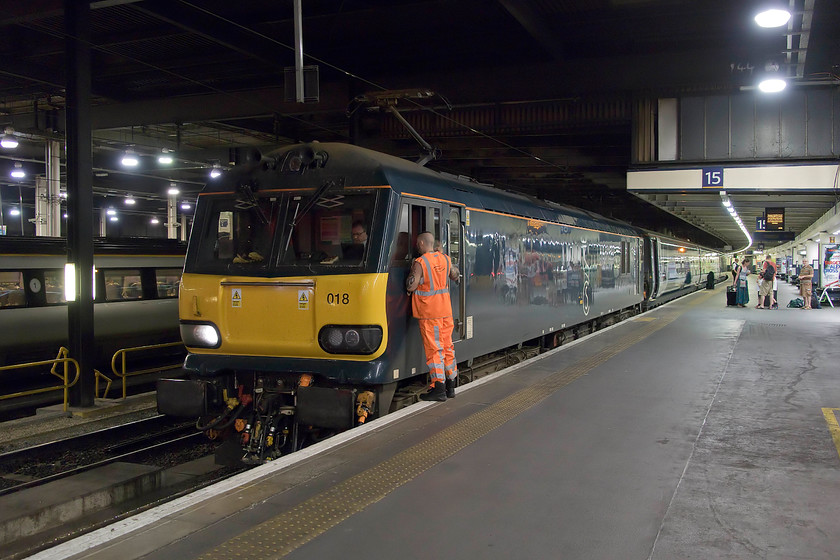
<box><xmin>445</xmin><ymin>377</ymin><xmax>457</xmax><ymax>399</ymax></box>
<box><xmin>419</xmin><ymin>383</ymin><xmax>446</xmax><ymax>402</ymax></box>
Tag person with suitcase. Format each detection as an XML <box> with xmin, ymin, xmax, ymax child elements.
<box><xmin>732</xmin><ymin>258</ymin><xmax>751</xmax><ymax>307</ymax></box>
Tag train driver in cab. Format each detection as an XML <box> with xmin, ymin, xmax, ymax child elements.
<box><xmin>406</xmin><ymin>232</ymin><xmax>461</xmax><ymax>402</ymax></box>
<box><xmin>351</xmin><ymin>220</ymin><xmax>368</xmax><ymax>247</ymax></box>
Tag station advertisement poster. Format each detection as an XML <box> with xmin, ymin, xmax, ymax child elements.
<box><xmin>822</xmin><ymin>244</ymin><xmax>840</xmax><ymax>288</ymax></box>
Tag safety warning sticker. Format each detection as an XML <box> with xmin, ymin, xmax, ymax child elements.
<box><xmin>298</xmin><ymin>290</ymin><xmax>310</xmax><ymax>310</ymax></box>
<box><xmin>231</xmin><ymin>288</ymin><xmax>242</xmax><ymax>308</ymax></box>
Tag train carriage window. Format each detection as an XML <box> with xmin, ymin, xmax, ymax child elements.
<box><xmin>104</xmin><ymin>269</ymin><xmax>143</xmax><ymax>301</ymax></box>
<box><xmin>155</xmin><ymin>268</ymin><xmax>182</xmax><ymax>298</ymax></box>
<box><xmin>0</xmin><ymin>271</ymin><xmax>25</xmax><ymax>308</ymax></box>
<box><xmin>43</xmin><ymin>269</ymin><xmax>65</xmax><ymax>304</ymax></box>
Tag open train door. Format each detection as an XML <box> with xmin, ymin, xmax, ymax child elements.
<box><xmin>445</xmin><ymin>205</ymin><xmax>467</xmax><ymax>341</ymax></box>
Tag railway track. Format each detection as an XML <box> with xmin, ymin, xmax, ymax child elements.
<box><xmin>0</xmin><ymin>415</ymin><xmax>249</xmax><ymax>560</ymax></box>
<box><xmin>0</xmin><ymin>415</ymin><xmax>206</xmax><ymax>495</ymax></box>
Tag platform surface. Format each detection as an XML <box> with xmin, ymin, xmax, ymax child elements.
<box><xmin>28</xmin><ymin>281</ymin><xmax>840</xmax><ymax>560</ymax></box>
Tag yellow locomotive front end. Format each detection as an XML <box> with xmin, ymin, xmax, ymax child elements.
<box><xmin>180</xmin><ymin>272</ymin><xmax>388</xmax><ymax>361</ymax></box>
<box><xmin>157</xmin><ymin>145</ymin><xmax>402</xmax><ymax>463</ymax></box>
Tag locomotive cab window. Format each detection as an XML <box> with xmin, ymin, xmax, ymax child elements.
<box><xmin>389</xmin><ymin>201</ymin><xmax>442</xmax><ymax>266</ymax></box>
<box><xmin>189</xmin><ymin>189</ymin><xmax>382</xmax><ymax>275</ymax></box>
<box><xmin>448</xmin><ymin>208</ymin><xmax>460</xmax><ymax>262</ymax></box>
<box><xmin>277</xmin><ymin>190</ymin><xmax>376</xmax><ymax>266</ymax></box>
<box><xmin>390</xmin><ymin>203</ymin><xmax>411</xmax><ymax>266</ymax></box>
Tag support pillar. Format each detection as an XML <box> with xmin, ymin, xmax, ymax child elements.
<box><xmin>47</xmin><ymin>139</ymin><xmax>62</xmax><ymax>235</ymax></box>
<box><xmin>167</xmin><ymin>195</ymin><xmax>178</xmax><ymax>240</ymax></box>
<box><xmin>99</xmin><ymin>207</ymin><xmax>107</xmax><ymax>237</ymax></box>
<box><xmin>65</xmin><ymin>0</ymin><xmax>95</xmax><ymax>408</ymax></box>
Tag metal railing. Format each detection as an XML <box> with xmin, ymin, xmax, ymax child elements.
<box><xmin>0</xmin><ymin>347</ymin><xmax>80</xmax><ymax>411</ymax></box>
<box><xmin>111</xmin><ymin>342</ymin><xmax>185</xmax><ymax>399</ymax></box>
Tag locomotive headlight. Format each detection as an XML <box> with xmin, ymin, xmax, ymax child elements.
<box><xmin>318</xmin><ymin>325</ymin><xmax>382</xmax><ymax>355</ymax></box>
<box><xmin>180</xmin><ymin>321</ymin><xmax>221</xmax><ymax>348</ymax></box>
<box><xmin>326</xmin><ymin>328</ymin><xmax>343</xmax><ymax>348</ymax></box>
<box><xmin>344</xmin><ymin>329</ymin><xmax>360</xmax><ymax>347</ymax></box>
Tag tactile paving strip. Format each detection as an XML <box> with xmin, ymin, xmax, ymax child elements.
<box><xmin>200</xmin><ymin>293</ymin><xmax>712</xmax><ymax>559</ymax></box>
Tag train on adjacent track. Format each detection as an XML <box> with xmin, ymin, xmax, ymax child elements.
<box><xmin>156</xmin><ymin>142</ymin><xmax>729</xmax><ymax>464</ymax></box>
<box><xmin>0</xmin><ymin>237</ymin><xmax>186</xmax><ymax>414</ymax></box>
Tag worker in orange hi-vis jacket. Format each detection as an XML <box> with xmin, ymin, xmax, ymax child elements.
<box><xmin>406</xmin><ymin>232</ymin><xmax>461</xmax><ymax>402</ymax></box>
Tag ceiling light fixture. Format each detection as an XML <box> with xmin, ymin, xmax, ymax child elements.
<box><xmin>1</xmin><ymin>127</ymin><xmax>18</xmax><ymax>149</ymax></box>
<box><xmin>167</xmin><ymin>184</ymin><xmax>180</xmax><ymax>196</ymax></box>
<box><xmin>10</xmin><ymin>162</ymin><xmax>25</xmax><ymax>178</ymax></box>
<box><xmin>106</xmin><ymin>208</ymin><xmax>117</xmax><ymax>216</ymax></box>
<box><xmin>124</xmin><ymin>196</ymin><xmax>136</xmax><ymax>205</ymax></box>
<box><xmin>180</xmin><ymin>202</ymin><xmax>191</xmax><ymax>210</ymax></box>
<box><xmin>158</xmin><ymin>148</ymin><xmax>174</xmax><ymax>164</ymax></box>
<box><xmin>209</xmin><ymin>164</ymin><xmax>222</xmax><ymax>179</ymax></box>
<box><xmin>121</xmin><ymin>148</ymin><xmax>139</xmax><ymax>167</ymax></box>
<box><xmin>150</xmin><ymin>217</ymin><xmax>160</xmax><ymax>225</ymax></box>
<box><xmin>721</xmin><ymin>195</ymin><xmax>752</xmax><ymax>253</ymax></box>
<box><xmin>754</xmin><ymin>8</ymin><xmax>791</xmax><ymax>28</ymax></box>
<box><xmin>9</xmin><ymin>207</ymin><xmax>20</xmax><ymax>216</ymax></box>
<box><xmin>109</xmin><ymin>216</ymin><xmax>119</xmax><ymax>222</ymax></box>
<box><xmin>758</xmin><ymin>78</ymin><xmax>787</xmax><ymax>93</ymax></box>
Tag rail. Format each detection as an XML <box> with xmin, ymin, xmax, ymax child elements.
<box><xmin>110</xmin><ymin>342</ymin><xmax>186</xmax><ymax>399</ymax></box>
<box><xmin>0</xmin><ymin>347</ymin><xmax>80</xmax><ymax>411</ymax></box>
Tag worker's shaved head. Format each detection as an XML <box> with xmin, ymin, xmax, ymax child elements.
<box><xmin>417</xmin><ymin>232</ymin><xmax>435</xmax><ymax>253</ymax></box>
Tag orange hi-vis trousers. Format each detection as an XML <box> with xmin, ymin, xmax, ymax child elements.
<box><xmin>419</xmin><ymin>316</ymin><xmax>457</xmax><ymax>386</ymax></box>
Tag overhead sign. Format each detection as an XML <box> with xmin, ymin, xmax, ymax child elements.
<box><xmin>765</xmin><ymin>208</ymin><xmax>785</xmax><ymax>231</ymax></box>
<box><xmin>753</xmin><ymin>231</ymin><xmax>795</xmax><ymax>242</ymax></box>
<box><xmin>702</xmin><ymin>167</ymin><xmax>724</xmax><ymax>188</ymax></box>
<box><xmin>755</xmin><ymin>217</ymin><xmax>766</xmax><ymax>231</ymax></box>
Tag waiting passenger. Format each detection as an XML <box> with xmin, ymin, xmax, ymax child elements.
<box><xmin>756</xmin><ymin>255</ymin><xmax>776</xmax><ymax>309</ymax></box>
<box><xmin>733</xmin><ymin>258</ymin><xmax>750</xmax><ymax>307</ymax></box>
<box><xmin>799</xmin><ymin>259</ymin><xmax>814</xmax><ymax>310</ymax></box>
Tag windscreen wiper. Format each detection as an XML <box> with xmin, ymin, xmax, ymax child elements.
<box><xmin>235</xmin><ymin>183</ymin><xmax>269</xmax><ymax>225</ymax></box>
<box><xmin>283</xmin><ymin>177</ymin><xmax>345</xmax><ymax>254</ymax></box>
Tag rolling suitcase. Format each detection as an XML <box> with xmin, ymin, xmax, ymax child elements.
<box><xmin>726</xmin><ymin>285</ymin><xmax>737</xmax><ymax>306</ymax></box>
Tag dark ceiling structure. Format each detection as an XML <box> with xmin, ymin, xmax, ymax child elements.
<box><xmin>0</xmin><ymin>0</ymin><xmax>838</xmax><ymax>247</ymax></box>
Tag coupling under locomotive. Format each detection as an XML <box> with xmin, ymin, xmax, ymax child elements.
<box><xmin>157</xmin><ymin>142</ymin><xmax>723</xmax><ymax>464</ymax></box>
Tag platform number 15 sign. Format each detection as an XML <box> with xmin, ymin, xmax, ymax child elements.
<box><xmin>702</xmin><ymin>167</ymin><xmax>724</xmax><ymax>188</ymax></box>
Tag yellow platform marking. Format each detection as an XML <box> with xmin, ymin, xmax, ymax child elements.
<box><xmin>822</xmin><ymin>408</ymin><xmax>840</xmax><ymax>462</ymax></box>
<box><xmin>198</xmin><ymin>290</ymin><xmax>716</xmax><ymax>560</ymax></box>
